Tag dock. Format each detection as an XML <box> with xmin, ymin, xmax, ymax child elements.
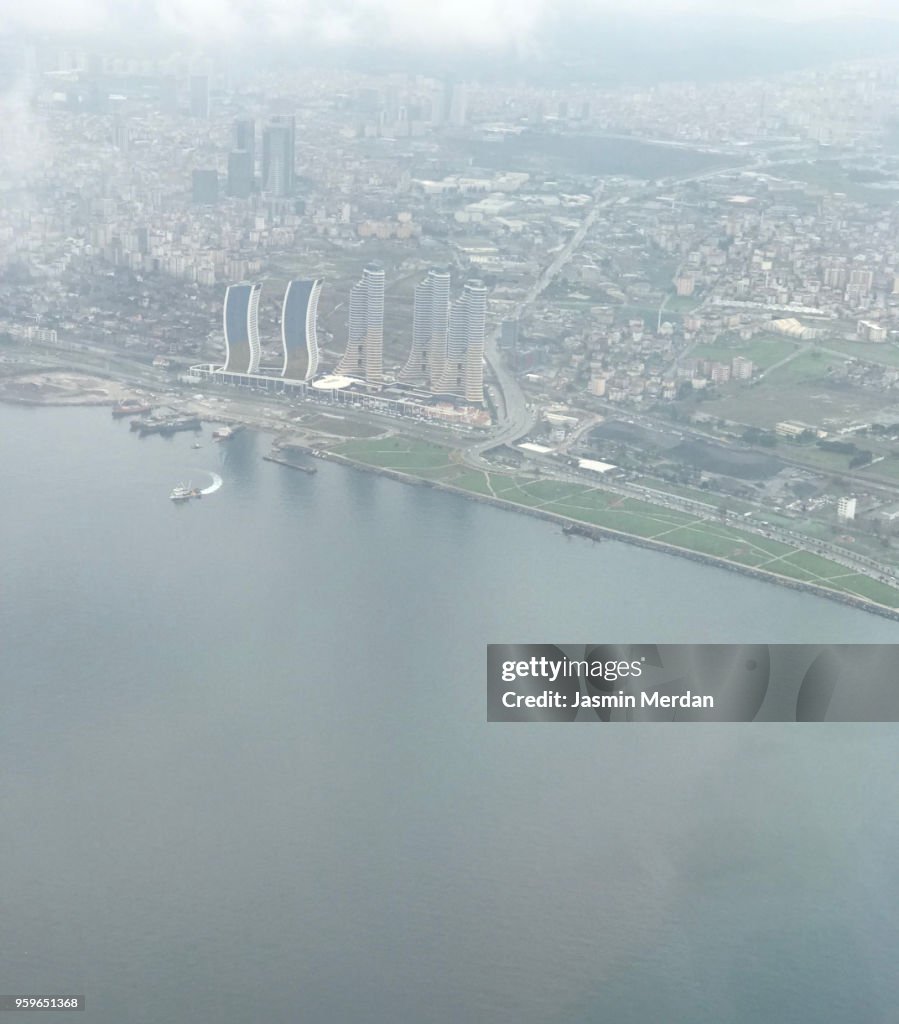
<box><xmin>263</xmin><ymin>455</ymin><xmax>317</xmax><ymax>475</ymax></box>
<box><xmin>112</xmin><ymin>402</ymin><xmax>152</xmax><ymax>418</ymax></box>
<box><xmin>134</xmin><ymin>415</ymin><xmax>202</xmax><ymax>437</ymax></box>
<box><xmin>562</xmin><ymin>522</ymin><xmax>603</xmax><ymax>541</ymax></box>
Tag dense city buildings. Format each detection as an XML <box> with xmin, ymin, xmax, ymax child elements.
<box><xmin>191</xmin><ymin>169</ymin><xmax>218</xmax><ymax>205</ymax></box>
<box><xmin>5</xmin><ymin>38</ymin><xmax>899</xmax><ymax>591</ymax></box>
<box><xmin>281</xmin><ymin>279</ymin><xmax>323</xmax><ymax>381</ymax></box>
<box><xmin>10</xmin><ymin>27</ymin><xmax>899</xmax><ymax>1024</ymax></box>
<box><xmin>8</xmin><ymin>42</ymin><xmax>899</xmax><ymax>483</ymax></box>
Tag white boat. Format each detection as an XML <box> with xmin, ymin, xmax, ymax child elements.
<box><xmin>170</xmin><ymin>482</ymin><xmax>200</xmax><ymax>502</ymax></box>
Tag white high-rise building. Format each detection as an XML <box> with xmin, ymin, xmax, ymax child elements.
<box><xmin>400</xmin><ymin>268</ymin><xmax>451</xmax><ymax>386</ymax></box>
<box><xmin>429</xmin><ymin>84</ymin><xmax>446</xmax><ymax>126</ymax></box>
<box><xmin>337</xmin><ymin>264</ymin><xmax>385</xmax><ymax>384</ymax></box>
<box><xmin>449</xmin><ymin>83</ymin><xmax>468</xmax><ymax>127</ymax></box>
<box><xmin>432</xmin><ymin>279</ymin><xmax>487</xmax><ymax>404</ymax></box>
<box><xmin>731</xmin><ymin>356</ymin><xmax>754</xmax><ymax>380</ymax></box>
<box><xmin>837</xmin><ymin>496</ymin><xmax>857</xmax><ymax>522</ymax></box>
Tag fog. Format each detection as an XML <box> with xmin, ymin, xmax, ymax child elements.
<box><xmin>2</xmin><ymin>0</ymin><xmax>899</xmax><ymax>50</ymax></box>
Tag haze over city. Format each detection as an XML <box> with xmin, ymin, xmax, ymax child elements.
<box><xmin>3</xmin><ymin>3</ymin><xmax>899</xmax><ymax>1022</ymax></box>
<box><xmin>6</xmin><ymin>0</ymin><xmax>899</xmax><ymax>46</ymax></box>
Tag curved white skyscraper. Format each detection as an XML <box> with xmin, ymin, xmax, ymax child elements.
<box><xmin>223</xmin><ymin>282</ymin><xmax>262</xmax><ymax>374</ymax></box>
<box><xmin>337</xmin><ymin>264</ymin><xmax>384</xmax><ymax>384</ymax></box>
<box><xmin>281</xmin><ymin>279</ymin><xmax>323</xmax><ymax>381</ymax></box>
<box><xmin>432</xmin><ymin>279</ymin><xmax>487</xmax><ymax>404</ymax></box>
<box><xmin>400</xmin><ymin>268</ymin><xmax>451</xmax><ymax>387</ymax></box>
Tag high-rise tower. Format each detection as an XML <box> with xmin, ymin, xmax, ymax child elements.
<box><xmin>233</xmin><ymin>117</ymin><xmax>255</xmax><ymax>167</ymax></box>
<box><xmin>432</xmin><ymin>279</ymin><xmax>487</xmax><ymax>404</ymax></box>
<box><xmin>191</xmin><ymin>168</ymin><xmax>218</xmax><ymax>204</ymax></box>
<box><xmin>448</xmin><ymin>83</ymin><xmax>468</xmax><ymax>127</ymax></box>
<box><xmin>227</xmin><ymin>150</ymin><xmax>253</xmax><ymax>198</ymax></box>
<box><xmin>281</xmin><ymin>279</ymin><xmax>323</xmax><ymax>381</ymax></box>
<box><xmin>262</xmin><ymin>115</ymin><xmax>295</xmax><ymax>196</ymax></box>
<box><xmin>223</xmin><ymin>283</ymin><xmax>262</xmax><ymax>375</ymax></box>
<box><xmin>189</xmin><ymin>75</ymin><xmax>209</xmax><ymax>118</ymax></box>
<box><xmin>399</xmin><ymin>268</ymin><xmax>450</xmax><ymax>387</ymax></box>
<box><xmin>337</xmin><ymin>264</ymin><xmax>385</xmax><ymax>384</ymax></box>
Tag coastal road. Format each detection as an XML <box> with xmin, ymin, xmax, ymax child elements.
<box><xmin>565</xmin><ymin>401</ymin><xmax>899</xmax><ymax>578</ymax></box>
<box><xmin>518</xmin><ymin>449</ymin><xmax>899</xmax><ymax>587</ymax></box>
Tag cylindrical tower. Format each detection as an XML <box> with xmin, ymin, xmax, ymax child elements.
<box><xmin>400</xmin><ymin>268</ymin><xmax>450</xmax><ymax>387</ymax></box>
<box><xmin>432</xmin><ymin>278</ymin><xmax>487</xmax><ymax>403</ymax></box>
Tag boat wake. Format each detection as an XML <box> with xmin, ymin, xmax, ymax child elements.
<box><xmin>199</xmin><ymin>472</ymin><xmax>223</xmax><ymax>496</ymax></box>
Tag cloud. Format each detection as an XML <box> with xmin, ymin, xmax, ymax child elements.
<box><xmin>1</xmin><ymin>0</ymin><xmax>548</xmax><ymax>48</ymax></box>
<box><xmin>152</xmin><ymin>0</ymin><xmax>550</xmax><ymax>50</ymax></box>
<box><xmin>1</xmin><ymin>0</ymin><xmax>898</xmax><ymax>49</ymax></box>
<box><xmin>0</xmin><ymin>0</ymin><xmax>109</xmax><ymax>34</ymax></box>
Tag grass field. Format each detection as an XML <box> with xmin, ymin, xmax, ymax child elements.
<box><xmin>691</xmin><ymin>337</ymin><xmax>798</xmax><ymax>371</ymax></box>
<box><xmin>333</xmin><ymin>436</ymin><xmax>899</xmax><ymax>609</ymax></box>
<box><xmin>665</xmin><ymin>294</ymin><xmax>701</xmax><ymax>313</ymax></box>
<box><xmin>861</xmin><ymin>457</ymin><xmax>899</xmax><ymax>481</ymax></box>
<box><xmin>761</xmin><ymin>350</ymin><xmax>842</xmax><ymax>383</ymax></box>
<box><xmin>708</xmin><ymin>377</ymin><xmax>886</xmax><ymax>431</ymax></box>
<box><xmin>300</xmin><ymin>414</ymin><xmax>384</xmax><ymax>438</ymax></box>
<box><xmin>771</xmin><ymin>162</ymin><xmax>899</xmax><ymax>205</ymax></box>
<box><xmin>336</xmin><ymin>437</ymin><xmax>456</xmax><ymax>473</ymax></box>
<box><xmin>817</xmin><ymin>340</ymin><xmax>899</xmax><ymax>369</ymax></box>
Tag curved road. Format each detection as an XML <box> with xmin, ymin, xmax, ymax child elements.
<box><xmin>466</xmin><ymin>184</ymin><xmax>614</xmax><ymax>463</ymax></box>
<box><xmin>469</xmin><ymin>158</ymin><xmax>763</xmax><ymax>464</ymax></box>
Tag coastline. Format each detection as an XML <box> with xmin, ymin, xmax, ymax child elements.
<box><xmin>6</xmin><ymin>387</ymin><xmax>899</xmax><ymax>622</ymax></box>
<box><xmin>0</xmin><ymin>369</ymin><xmax>132</xmax><ymax>407</ymax></box>
<box><xmin>301</xmin><ymin>443</ymin><xmax>899</xmax><ymax>624</ymax></box>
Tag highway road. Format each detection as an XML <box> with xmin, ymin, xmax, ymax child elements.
<box><xmin>471</xmin><ymin>156</ymin><xmax>769</xmax><ymax>463</ymax></box>
<box><xmin>467</xmin><ymin>183</ymin><xmax>616</xmax><ymax>462</ymax></box>
<box><xmin>519</xmin><ymin>448</ymin><xmax>899</xmax><ymax>588</ymax></box>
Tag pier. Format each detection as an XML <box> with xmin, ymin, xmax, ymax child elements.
<box><xmin>133</xmin><ymin>415</ymin><xmax>202</xmax><ymax>437</ymax></box>
<box><xmin>263</xmin><ymin>455</ymin><xmax>317</xmax><ymax>474</ymax></box>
